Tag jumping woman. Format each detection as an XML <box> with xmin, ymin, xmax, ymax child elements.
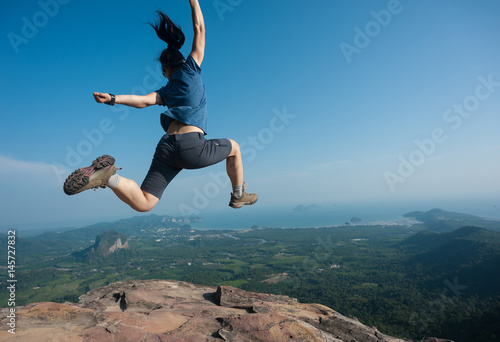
<box><xmin>63</xmin><ymin>0</ymin><xmax>257</xmax><ymax>211</ymax></box>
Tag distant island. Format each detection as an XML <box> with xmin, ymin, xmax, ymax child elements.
<box><xmin>292</xmin><ymin>204</ymin><xmax>321</xmax><ymax>212</ymax></box>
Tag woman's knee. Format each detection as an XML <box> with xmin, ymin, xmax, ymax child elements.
<box><xmin>228</xmin><ymin>139</ymin><xmax>240</xmax><ymax>157</ymax></box>
<box><xmin>135</xmin><ymin>204</ymin><xmax>154</xmax><ymax>213</ymax></box>
<box><xmin>135</xmin><ymin>192</ymin><xmax>159</xmax><ymax>212</ymax></box>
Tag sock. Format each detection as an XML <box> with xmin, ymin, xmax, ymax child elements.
<box><xmin>232</xmin><ymin>184</ymin><xmax>243</xmax><ymax>198</ymax></box>
<box><xmin>107</xmin><ymin>173</ymin><xmax>121</xmax><ymax>189</ymax></box>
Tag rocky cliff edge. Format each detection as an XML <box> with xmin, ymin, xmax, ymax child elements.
<box><xmin>0</xmin><ymin>279</ymin><xmax>450</xmax><ymax>342</ymax></box>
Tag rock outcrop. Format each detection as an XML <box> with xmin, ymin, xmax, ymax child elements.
<box><xmin>73</xmin><ymin>229</ymin><xmax>128</xmax><ymax>261</ymax></box>
<box><xmin>107</xmin><ymin>237</ymin><xmax>128</xmax><ymax>254</ymax></box>
<box><xmin>91</xmin><ymin>229</ymin><xmax>128</xmax><ymax>256</ymax></box>
<box><xmin>0</xmin><ymin>280</ymin><xmax>449</xmax><ymax>341</ymax></box>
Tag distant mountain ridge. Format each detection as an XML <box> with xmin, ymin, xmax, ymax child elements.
<box><xmin>31</xmin><ymin>214</ymin><xmax>200</xmax><ymax>242</ymax></box>
<box><xmin>8</xmin><ymin>215</ymin><xmax>199</xmax><ymax>265</ymax></box>
<box><xmin>399</xmin><ymin>226</ymin><xmax>500</xmax><ymax>251</ymax></box>
<box><xmin>403</xmin><ymin>208</ymin><xmax>500</xmax><ymax>232</ymax></box>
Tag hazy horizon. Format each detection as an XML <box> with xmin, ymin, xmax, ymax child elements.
<box><xmin>3</xmin><ymin>196</ymin><xmax>499</xmax><ymax>232</ymax></box>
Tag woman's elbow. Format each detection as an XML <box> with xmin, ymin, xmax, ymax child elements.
<box><xmin>141</xmin><ymin>93</ymin><xmax>160</xmax><ymax>108</ymax></box>
<box><xmin>194</xmin><ymin>24</ymin><xmax>205</xmax><ymax>37</ymax></box>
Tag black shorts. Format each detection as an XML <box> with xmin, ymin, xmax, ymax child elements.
<box><xmin>141</xmin><ymin>132</ymin><xmax>232</xmax><ymax>199</ymax></box>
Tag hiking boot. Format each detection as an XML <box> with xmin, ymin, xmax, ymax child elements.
<box><xmin>63</xmin><ymin>155</ymin><xmax>116</xmax><ymax>195</ymax></box>
<box><xmin>229</xmin><ymin>183</ymin><xmax>258</xmax><ymax>209</ymax></box>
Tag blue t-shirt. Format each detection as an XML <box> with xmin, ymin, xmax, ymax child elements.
<box><xmin>155</xmin><ymin>55</ymin><xmax>207</xmax><ymax>134</ymax></box>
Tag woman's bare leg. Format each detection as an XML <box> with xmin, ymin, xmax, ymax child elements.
<box><xmin>111</xmin><ymin>176</ymin><xmax>159</xmax><ymax>212</ymax></box>
<box><xmin>226</xmin><ymin>139</ymin><xmax>243</xmax><ymax>186</ymax></box>
<box><xmin>226</xmin><ymin>139</ymin><xmax>257</xmax><ymax>207</ymax></box>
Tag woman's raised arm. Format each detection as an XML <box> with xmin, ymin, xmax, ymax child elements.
<box><xmin>189</xmin><ymin>0</ymin><xmax>205</xmax><ymax>66</ymax></box>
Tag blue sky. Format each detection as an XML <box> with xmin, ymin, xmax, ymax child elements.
<box><xmin>1</xmin><ymin>0</ymin><xmax>500</xmax><ymax>230</ymax></box>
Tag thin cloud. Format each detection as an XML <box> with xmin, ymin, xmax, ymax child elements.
<box><xmin>0</xmin><ymin>155</ymin><xmax>60</xmax><ymax>186</ymax></box>
<box><xmin>310</xmin><ymin>160</ymin><xmax>352</xmax><ymax>171</ymax></box>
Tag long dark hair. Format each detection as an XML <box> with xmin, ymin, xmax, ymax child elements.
<box><xmin>149</xmin><ymin>10</ymin><xmax>185</xmax><ymax>69</ymax></box>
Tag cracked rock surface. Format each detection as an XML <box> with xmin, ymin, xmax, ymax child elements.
<box><xmin>0</xmin><ymin>279</ymin><xmax>421</xmax><ymax>341</ymax></box>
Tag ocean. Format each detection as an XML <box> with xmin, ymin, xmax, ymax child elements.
<box><xmin>10</xmin><ymin>198</ymin><xmax>499</xmax><ymax>233</ymax></box>
<box><xmin>191</xmin><ymin>198</ymin><xmax>500</xmax><ymax>230</ymax></box>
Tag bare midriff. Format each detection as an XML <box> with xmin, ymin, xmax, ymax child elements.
<box><xmin>167</xmin><ymin>120</ymin><xmax>204</xmax><ymax>135</ymax></box>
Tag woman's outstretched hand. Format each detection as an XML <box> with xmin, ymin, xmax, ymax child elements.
<box><xmin>93</xmin><ymin>92</ymin><xmax>112</xmax><ymax>103</ymax></box>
